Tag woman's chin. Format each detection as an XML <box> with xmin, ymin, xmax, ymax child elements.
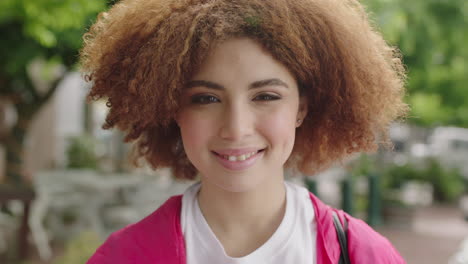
<box><xmin>200</xmin><ymin>174</ymin><xmax>269</xmax><ymax>194</ymax></box>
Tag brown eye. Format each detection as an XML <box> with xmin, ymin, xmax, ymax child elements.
<box><xmin>191</xmin><ymin>94</ymin><xmax>220</xmax><ymax>104</ymax></box>
<box><xmin>253</xmin><ymin>93</ymin><xmax>281</xmax><ymax>101</ymax></box>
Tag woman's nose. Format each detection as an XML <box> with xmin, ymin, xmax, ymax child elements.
<box><xmin>218</xmin><ymin>103</ymin><xmax>253</xmax><ymax>141</ymax></box>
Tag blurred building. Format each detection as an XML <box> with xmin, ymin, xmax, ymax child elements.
<box><xmin>0</xmin><ymin>72</ymin><xmax>89</xmax><ymax>181</ymax></box>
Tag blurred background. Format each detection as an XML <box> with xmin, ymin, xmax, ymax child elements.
<box><xmin>0</xmin><ymin>0</ymin><xmax>467</xmax><ymax>263</ymax></box>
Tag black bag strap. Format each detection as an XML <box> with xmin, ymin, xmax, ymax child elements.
<box><xmin>332</xmin><ymin>211</ymin><xmax>351</xmax><ymax>264</ymax></box>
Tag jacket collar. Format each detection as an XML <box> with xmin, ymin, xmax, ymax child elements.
<box><xmin>153</xmin><ymin>192</ymin><xmax>341</xmax><ymax>264</ymax></box>
<box><xmin>309</xmin><ymin>193</ymin><xmax>342</xmax><ymax>264</ymax></box>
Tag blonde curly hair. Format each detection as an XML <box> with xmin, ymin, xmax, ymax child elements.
<box><xmin>80</xmin><ymin>0</ymin><xmax>408</xmax><ymax>179</ymax></box>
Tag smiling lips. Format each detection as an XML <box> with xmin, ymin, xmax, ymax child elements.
<box><xmin>212</xmin><ymin>149</ymin><xmax>265</xmax><ymax>170</ymax></box>
<box><xmin>218</xmin><ymin>151</ymin><xmax>258</xmax><ymax>161</ymax></box>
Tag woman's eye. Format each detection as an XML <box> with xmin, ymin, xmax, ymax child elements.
<box><xmin>253</xmin><ymin>93</ymin><xmax>281</xmax><ymax>101</ymax></box>
<box><xmin>191</xmin><ymin>94</ymin><xmax>220</xmax><ymax>104</ymax></box>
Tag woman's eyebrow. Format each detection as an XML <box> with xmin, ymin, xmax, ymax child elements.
<box><xmin>185</xmin><ymin>80</ymin><xmax>224</xmax><ymax>90</ymax></box>
<box><xmin>185</xmin><ymin>78</ymin><xmax>289</xmax><ymax>90</ymax></box>
<box><xmin>249</xmin><ymin>78</ymin><xmax>289</xmax><ymax>89</ymax></box>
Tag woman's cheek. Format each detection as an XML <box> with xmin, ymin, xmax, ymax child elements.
<box><xmin>179</xmin><ymin>113</ymin><xmax>211</xmax><ymax>151</ymax></box>
<box><xmin>258</xmin><ymin>109</ymin><xmax>297</xmax><ymax>147</ymax></box>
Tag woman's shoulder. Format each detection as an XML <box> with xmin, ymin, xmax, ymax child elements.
<box><xmin>308</xmin><ymin>192</ymin><xmax>406</xmax><ymax>263</ymax></box>
<box><xmin>86</xmin><ymin>195</ymin><xmax>186</xmax><ymax>264</ymax></box>
<box><xmin>343</xmin><ymin>212</ymin><xmax>405</xmax><ymax>263</ymax></box>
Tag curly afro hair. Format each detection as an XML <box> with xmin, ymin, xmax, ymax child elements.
<box><xmin>80</xmin><ymin>0</ymin><xmax>408</xmax><ymax>180</ymax></box>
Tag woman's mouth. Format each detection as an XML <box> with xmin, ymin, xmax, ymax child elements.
<box><xmin>214</xmin><ymin>150</ymin><xmax>263</xmax><ymax>161</ymax></box>
<box><xmin>212</xmin><ymin>149</ymin><xmax>265</xmax><ymax>170</ymax></box>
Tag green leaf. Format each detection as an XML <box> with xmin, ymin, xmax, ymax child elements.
<box><xmin>24</xmin><ymin>22</ymin><xmax>57</xmax><ymax>47</ymax></box>
<box><xmin>409</xmin><ymin>93</ymin><xmax>449</xmax><ymax>125</ymax></box>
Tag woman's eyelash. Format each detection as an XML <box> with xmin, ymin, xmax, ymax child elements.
<box><xmin>254</xmin><ymin>93</ymin><xmax>281</xmax><ymax>101</ymax></box>
<box><xmin>190</xmin><ymin>94</ymin><xmax>220</xmax><ymax>104</ymax></box>
<box><xmin>190</xmin><ymin>93</ymin><xmax>280</xmax><ymax>104</ymax></box>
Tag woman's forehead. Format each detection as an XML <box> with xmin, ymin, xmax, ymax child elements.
<box><xmin>188</xmin><ymin>38</ymin><xmax>298</xmax><ymax>90</ymax></box>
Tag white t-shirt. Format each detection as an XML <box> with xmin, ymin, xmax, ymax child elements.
<box><xmin>181</xmin><ymin>181</ymin><xmax>317</xmax><ymax>264</ymax></box>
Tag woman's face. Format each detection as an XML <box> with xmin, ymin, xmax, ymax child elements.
<box><xmin>177</xmin><ymin>38</ymin><xmax>307</xmax><ymax>193</ymax></box>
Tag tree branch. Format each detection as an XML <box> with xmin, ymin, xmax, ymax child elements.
<box><xmin>0</xmin><ymin>133</ymin><xmax>6</xmax><ymax>145</ymax></box>
<box><xmin>23</xmin><ymin>72</ymin><xmax>40</xmax><ymax>101</ymax></box>
<box><xmin>37</xmin><ymin>72</ymin><xmax>67</xmax><ymax>106</ymax></box>
<box><xmin>0</xmin><ymin>73</ymin><xmax>15</xmax><ymax>97</ymax></box>
<box><xmin>15</xmin><ymin>71</ymin><xmax>68</xmax><ymax>119</ymax></box>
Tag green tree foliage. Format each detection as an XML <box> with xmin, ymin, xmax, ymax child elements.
<box><xmin>66</xmin><ymin>135</ymin><xmax>98</xmax><ymax>169</ymax></box>
<box><xmin>364</xmin><ymin>0</ymin><xmax>468</xmax><ymax>127</ymax></box>
<box><xmin>381</xmin><ymin>159</ymin><xmax>464</xmax><ymax>203</ymax></box>
<box><xmin>0</xmin><ymin>0</ymin><xmax>105</xmax><ymax>76</ymax></box>
<box><xmin>0</xmin><ymin>0</ymin><xmax>105</xmax><ymax>185</ymax></box>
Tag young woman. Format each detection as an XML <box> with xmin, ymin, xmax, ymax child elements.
<box><xmin>81</xmin><ymin>0</ymin><xmax>408</xmax><ymax>263</ymax></box>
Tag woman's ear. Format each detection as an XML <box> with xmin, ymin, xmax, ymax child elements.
<box><xmin>296</xmin><ymin>96</ymin><xmax>308</xmax><ymax>127</ymax></box>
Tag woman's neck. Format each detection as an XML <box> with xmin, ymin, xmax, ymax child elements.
<box><xmin>197</xmin><ymin>177</ymin><xmax>286</xmax><ymax>257</ymax></box>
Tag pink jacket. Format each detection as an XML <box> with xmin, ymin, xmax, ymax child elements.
<box><xmin>87</xmin><ymin>193</ymin><xmax>405</xmax><ymax>263</ymax></box>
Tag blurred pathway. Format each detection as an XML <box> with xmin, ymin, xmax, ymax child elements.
<box><xmin>377</xmin><ymin>205</ymin><xmax>468</xmax><ymax>264</ymax></box>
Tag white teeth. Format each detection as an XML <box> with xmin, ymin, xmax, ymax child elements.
<box><xmin>223</xmin><ymin>151</ymin><xmax>257</xmax><ymax>162</ymax></box>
